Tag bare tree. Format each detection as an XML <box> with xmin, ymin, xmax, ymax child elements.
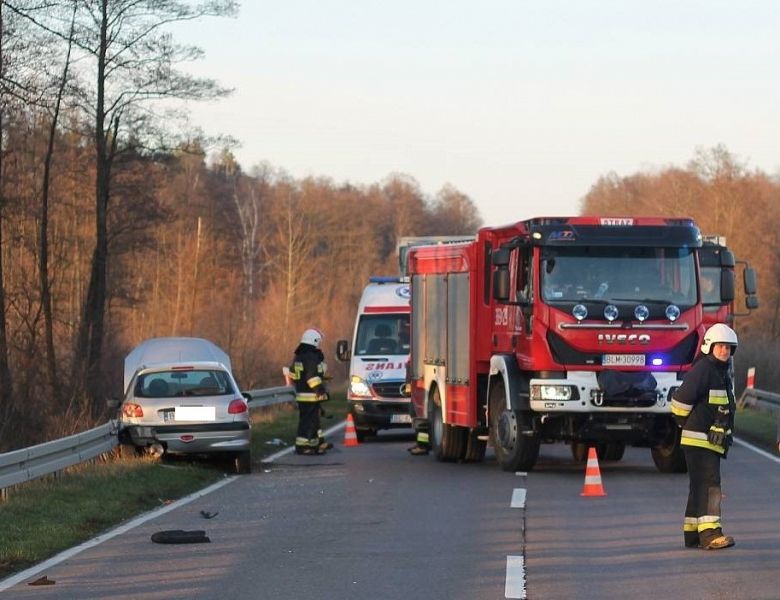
<box><xmin>49</xmin><ymin>0</ymin><xmax>238</xmax><ymax>410</ymax></box>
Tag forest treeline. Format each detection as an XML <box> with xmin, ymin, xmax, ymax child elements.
<box><xmin>1</xmin><ymin>3</ymin><xmax>778</xmax><ymax>451</ymax></box>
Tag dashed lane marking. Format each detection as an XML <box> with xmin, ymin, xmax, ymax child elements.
<box><xmin>511</xmin><ymin>488</ymin><xmax>527</xmax><ymax>509</ymax></box>
<box><xmin>505</xmin><ymin>555</ymin><xmax>527</xmax><ymax>599</ymax></box>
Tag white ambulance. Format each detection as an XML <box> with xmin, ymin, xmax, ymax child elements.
<box><xmin>336</xmin><ymin>277</ymin><xmax>411</xmax><ymax>441</ymax></box>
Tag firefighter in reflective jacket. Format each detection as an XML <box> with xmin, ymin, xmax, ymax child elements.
<box><xmin>671</xmin><ymin>323</ymin><xmax>738</xmax><ymax>550</ymax></box>
<box><xmin>290</xmin><ymin>328</ymin><xmax>330</xmax><ymax>455</ymax></box>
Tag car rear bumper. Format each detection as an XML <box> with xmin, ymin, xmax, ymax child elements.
<box><xmin>123</xmin><ymin>422</ymin><xmax>250</xmax><ymax>454</ymax></box>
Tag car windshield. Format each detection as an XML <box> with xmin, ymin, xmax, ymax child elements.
<box><xmin>355</xmin><ymin>314</ymin><xmax>410</xmax><ymax>356</ymax></box>
<box><xmin>540</xmin><ymin>246</ymin><xmax>697</xmax><ymax>305</ymax></box>
<box><xmin>134</xmin><ymin>369</ymin><xmax>235</xmax><ymax>398</ymax></box>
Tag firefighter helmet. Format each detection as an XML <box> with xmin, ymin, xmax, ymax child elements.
<box><xmin>300</xmin><ymin>328</ymin><xmax>323</xmax><ymax>348</ymax></box>
<box><xmin>700</xmin><ymin>323</ymin><xmax>738</xmax><ymax>355</ymax></box>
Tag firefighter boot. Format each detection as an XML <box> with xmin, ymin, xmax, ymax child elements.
<box><xmin>700</xmin><ymin>528</ymin><xmax>735</xmax><ymax>550</ymax></box>
<box><xmin>318</xmin><ymin>440</ymin><xmax>333</xmax><ymax>452</ymax></box>
<box><xmin>683</xmin><ymin>531</ymin><xmax>700</xmax><ymax>548</ymax></box>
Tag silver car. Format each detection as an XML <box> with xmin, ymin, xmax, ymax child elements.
<box><xmin>120</xmin><ymin>338</ymin><xmax>252</xmax><ymax>474</ymax></box>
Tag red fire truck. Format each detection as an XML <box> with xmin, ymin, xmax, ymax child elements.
<box><xmin>407</xmin><ymin>217</ymin><xmax>758</xmax><ymax>472</ymax></box>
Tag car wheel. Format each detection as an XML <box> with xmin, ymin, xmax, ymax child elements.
<box><xmin>234</xmin><ymin>450</ymin><xmax>252</xmax><ymax>474</ymax></box>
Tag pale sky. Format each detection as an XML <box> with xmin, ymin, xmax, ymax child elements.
<box><xmin>172</xmin><ymin>1</ymin><xmax>780</xmax><ymax>227</ymax></box>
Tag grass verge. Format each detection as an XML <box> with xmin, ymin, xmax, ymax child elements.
<box><xmin>0</xmin><ymin>394</ymin><xmax>348</xmax><ymax>580</ymax></box>
<box><xmin>735</xmin><ymin>406</ymin><xmax>778</xmax><ymax>454</ymax></box>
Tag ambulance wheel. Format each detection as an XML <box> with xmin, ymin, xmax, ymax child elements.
<box><xmin>489</xmin><ymin>381</ymin><xmax>539</xmax><ymax>472</ymax></box>
<box><xmin>430</xmin><ymin>387</ymin><xmax>466</xmax><ymax>461</ymax></box>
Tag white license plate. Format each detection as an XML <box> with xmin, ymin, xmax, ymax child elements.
<box><xmin>602</xmin><ymin>354</ymin><xmax>645</xmax><ymax>366</ymax></box>
<box><xmin>175</xmin><ymin>406</ymin><xmax>216</xmax><ymax>421</ymax></box>
<box><xmin>391</xmin><ymin>414</ymin><xmax>412</xmax><ymax>424</ymax></box>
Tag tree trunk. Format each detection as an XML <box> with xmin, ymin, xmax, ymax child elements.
<box><xmin>0</xmin><ymin>6</ymin><xmax>15</xmax><ymax>438</ymax></box>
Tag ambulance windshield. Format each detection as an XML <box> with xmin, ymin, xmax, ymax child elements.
<box><xmin>355</xmin><ymin>314</ymin><xmax>410</xmax><ymax>356</ymax></box>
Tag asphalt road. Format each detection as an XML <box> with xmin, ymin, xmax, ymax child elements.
<box><xmin>3</xmin><ymin>429</ymin><xmax>780</xmax><ymax>599</ymax></box>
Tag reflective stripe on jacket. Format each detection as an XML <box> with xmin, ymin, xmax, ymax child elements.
<box><xmin>289</xmin><ymin>344</ymin><xmax>327</xmax><ymax>403</ymax></box>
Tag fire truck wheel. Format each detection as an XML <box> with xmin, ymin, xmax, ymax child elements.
<box><xmin>430</xmin><ymin>388</ymin><xmax>467</xmax><ymax>461</ymax></box>
<box><xmin>604</xmin><ymin>442</ymin><xmax>626</xmax><ymax>461</ymax></box>
<box><xmin>488</xmin><ymin>382</ymin><xmax>540</xmax><ymax>472</ymax></box>
<box><xmin>651</xmin><ymin>439</ymin><xmax>687</xmax><ymax>472</ymax></box>
<box><xmin>570</xmin><ymin>442</ymin><xmax>588</xmax><ymax>462</ymax></box>
<box><xmin>461</xmin><ymin>429</ymin><xmax>487</xmax><ymax>462</ymax></box>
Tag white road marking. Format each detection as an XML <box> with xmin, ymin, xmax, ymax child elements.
<box><xmin>511</xmin><ymin>488</ymin><xmax>527</xmax><ymax>508</ymax></box>
<box><xmin>505</xmin><ymin>555</ymin><xmax>527</xmax><ymax>599</ymax></box>
<box><xmin>734</xmin><ymin>436</ymin><xmax>780</xmax><ymax>464</ymax></box>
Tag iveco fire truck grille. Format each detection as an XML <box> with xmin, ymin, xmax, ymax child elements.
<box><xmin>371</xmin><ymin>381</ymin><xmax>406</xmax><ymax>398</ymax></box>
<box><xmin>547</xmin><ymin>330</ymin><xmax>699</xmax><ymax>366</ymax></box>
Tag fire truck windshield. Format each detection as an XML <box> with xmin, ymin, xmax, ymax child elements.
<box><xmin>540</xmin><ymin>246</ymin><xmax>697</xmax><ymax>306</ymax></box>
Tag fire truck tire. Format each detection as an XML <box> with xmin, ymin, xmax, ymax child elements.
<box><xmin>489</xmin><ymin>382</ymin><xmax>540</xmax><ymax>471</ymax></box>
<box><xmin>461</xmin><ymin>429</ymin><xmax>487</xmax><ymax>462</ymax></box>
<box><xmin>430</xmin><ymin>388</ymin><xmax>467</xmax><ymax>461</ymax></box>
<box><xmin>571</xmin><ymin>441</ymin><xmax>625</xmax><ymax>462</ymax></box>
<box><xmin>651</xmin><ymin>441</ymin><xmax>687</xmax><ymax>473</ymax></box>
<box><xmin>570</xmin><ymin>442</ymin><xmax>588</xmax><ymax>462</ymax></box>
<box><xmin>604</xmin><ymin>442</ymin><xmax>626</xmax><ymax>461</ymax></box>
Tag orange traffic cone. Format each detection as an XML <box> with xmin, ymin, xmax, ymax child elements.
<box><xmin>343</xmin><ymin>414</ymin><xmax>359</xmax><ymax>447</ymax></box>
<box><xmin>580</xmin><ymin>446</ymin><xmax>607</xmax><ymax>497</ymax></box>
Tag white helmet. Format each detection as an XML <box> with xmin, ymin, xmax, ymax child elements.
<box><xmin>300</xmin><ymin>327</ymin><xmax>323</xmax><ymax>348</ymax></box>
<box><xmin>700</xmin><ymin>323</ymin><xmax>738</xmax><ymax>355</ymax></box>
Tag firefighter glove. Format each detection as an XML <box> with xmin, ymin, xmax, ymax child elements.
<box><xmin>315</xmin><ymin>391</ymin><xmax>330</xmax><ymax>402</ymax></box>
<box><xmin>707</xmin><ymin>425</ymin><xmax>727</xmax><ymax>447</ymax></box>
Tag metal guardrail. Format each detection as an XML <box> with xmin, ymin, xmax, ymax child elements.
<box><xmin>0</xmin><ymin>385</ymin><xmax>296</xmax><ymax>498</ymax></box>
<box><xmin>245</xmin><ymin>385</ymin><xmax>296</xmax><ymax>408</ymax></box>
<box><xmin>738</xmin><ymin>387</ymin><xmax>780</xmax><ymax>414</ymax></box>
<box><xmin>0</xmin><ymin>421</ymin><xmax>119</xmax><ymax>492</ymax></box>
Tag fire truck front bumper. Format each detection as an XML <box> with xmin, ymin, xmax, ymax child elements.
<box><xmin>529</xmin><ymin>371</ymin><xmax>680</xmax><ymax>414</ymax></box>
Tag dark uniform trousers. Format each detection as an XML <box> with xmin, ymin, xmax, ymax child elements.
<box><xmin>683</xmin><ymin>446</ymin><xmax>722</xmax><ymax>544</ymax></box>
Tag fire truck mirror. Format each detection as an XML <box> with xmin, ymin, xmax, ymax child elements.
<box><xmin>744</xmin><ymin>267</ymin><xmax>757</xmax><ymax>296</ymax></box>
<box><xmin>719</xmin><ymin>270</ymin><xmax>735</xmax><ymax>304</ymax></box>
<box><xmin>493</xmin><ymin>268</ymin><xmax>510</xmax><ymax>302</ymax></box>
<box><xmin>719</xmin><ymin>248</ymin><xmax>735</xmax><ymax>268</ymax></box>
<box><xmin>492</xmin><ymin>248</ymin><xmax>511</xmax><ymax>266</ymax></box>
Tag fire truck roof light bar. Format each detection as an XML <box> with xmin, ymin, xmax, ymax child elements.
<box><xmin>526</xmin><ymin>223</ymin><xmax>702</xmax><ymax>248</ymax></box>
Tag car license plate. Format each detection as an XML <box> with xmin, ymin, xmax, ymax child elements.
<box><xmin>175</xmin><ymin>406</ymin><xmax>216</xmax><ymax>421</ymax></box>
<box><xmin>602</xmin><ymin>354</ymin><xmax>645</xmax><ymax>366</ymax></box>
<box><xmin>391</xmin><ymin>414</ymin><xmax>412</xmax><ymax>424</ymax></box>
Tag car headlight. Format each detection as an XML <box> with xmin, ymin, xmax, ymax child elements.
<box><xmin>349</xmin><ymin>376</ymin><xmax>372</xmax><ymax>398</ymax></box>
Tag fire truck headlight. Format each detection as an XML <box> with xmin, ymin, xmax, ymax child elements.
<box><xmin>572</xmin><ymin>304</ymin><xmax>588</xmax><ymax>321</ymax></box>
<box><xmin>349</xmin><ymin>376</ymin><xmax>372</xmax><ymax>398</ymax></box>
<box><xmin>531</xmin><ymin>384</ymin><xmax>578</xmax><ymax>401</ymax></box>
<box><xmin>604</xmin><ymin>304</ymin><xmax>619</xmax><ymax>322</ymax></box>
<box><xmin>634</xmin><ymin>304</ymin><xmax>649</xmax><ymax>322</ymax></box>
<box><xmin>665</xmin><ymin>304</ymin><xmax>681</xmax><ymax>322</ymax></box>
